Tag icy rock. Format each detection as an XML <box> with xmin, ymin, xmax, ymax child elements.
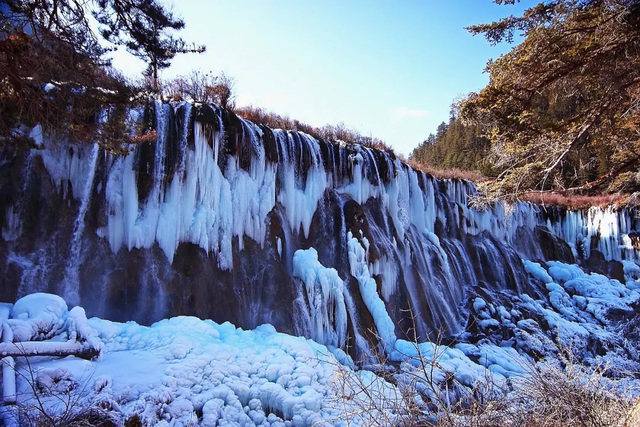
<box><xmin>36</xmin><ymin>368</ymin><xmax>75</xmax><ymax>395</ymax></box>
<box><xmin>202</xmin><ymin>398</ymin><xmax>225</xmax><ymax>426</ymax></box>
<box><xmin>622</xmin><ymin>260</ymin><xmax>640</xmax><ymax>280</ymax></box>
<box><xmin>547</xmin><ymin>261</ymin><xmax>583</xmax><ymax>283</ymax></box>
<box><xmin>167</xmin><ymin>397</ymin><xmax>194</xmax><ymax>421</ymax></box>
<box><xmin>523</xmin><ymin>260</ymin><xmax>553</xmax><ymax>284</ymax></box>
<box><xmin>67</xmin><ymin>306</ymin><xmax>103</xmax><ymax>352</ymax></box>
<box><xmin>9</xmin><ymin>293</ymin><xmax>68</xmax><ymax>341</ymax></box>
<box><xmin>473</xmin><ymin>297</ymin><xmax>487</xmax><ymax>312</ymax></box>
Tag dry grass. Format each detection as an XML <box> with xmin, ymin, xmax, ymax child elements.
<box><xmin>405</xmin><ymin>158</ymin><xmax>488</xmax><ymax>182</ymax></box>
<box><xmin>3</xmin><ymin>357</ymin><xmax>120</xmax><ymax>427</ymax></box>
<box><xmin>518</xmin><ymin>191</ymin><xmax>623</xmax><ymax>210</ymax></box>
<box><xmin>328</xmin><ymin>330</ymin><xmax>640</xmax><ymax>427</ymax></box>
<box><xmin>498</xmin><ymin>356</ymin><xmax>640</xmax><ymax>427</ymax></box>
<box><xmin>235</xmin><ymin>105</ymin><xmax>395</xmax><ymax>155</ymax></box>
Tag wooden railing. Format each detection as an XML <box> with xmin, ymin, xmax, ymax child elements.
<box><xmin>1</xmin><ymin>321</ymin><xmax>99</xmax><ymax>405</ymax></box>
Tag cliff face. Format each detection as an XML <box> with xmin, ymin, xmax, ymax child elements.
<box><xmin>1</xmin><ymin>101</ymin><xmax>637</xmax><ymax>357</ymax></box>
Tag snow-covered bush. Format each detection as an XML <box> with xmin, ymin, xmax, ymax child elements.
<box><xmin>3</xmin><ymin>362</ymin><xmax>120</xmax><ymax>427</ymax></box>
<box><xmin>329</xmin><ymin>336</ymin><xmax>640</xmax><ymax>427</ymax></box>
<box><xmin>8</xmin><ymin>293</ymin><xmax>68</xmax><ymax>342</ymax></box>
<box><xmin>501</xmin><ymin>351</ymin><xmax>640</xmax><ymax>427</ymax></box>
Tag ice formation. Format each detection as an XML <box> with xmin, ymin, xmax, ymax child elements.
<box><xmin>2</xmin><ymin>256</ymin><xmax>639</xmax><ymax>425</ymax></box>
<box><xmin>292</xmin><ymin>248</ymin><xmax>347</xmax><ymax>348</ymax></box>
<box><xmin>1</xmin><ymin>101</ymin><xmax>639</xmax><ymax>423</ymax></box>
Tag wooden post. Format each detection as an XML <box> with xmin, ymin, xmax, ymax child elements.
<box><xmin>2</xmin><ymin>322</ymin><xmax>16</xmax><ymax>404</ymax></box>
<box><xmin>0</xmin><ymin>321</ymin><xmax>99</xmax><ymax>405</ymax></box>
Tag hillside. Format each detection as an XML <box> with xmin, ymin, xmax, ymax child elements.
<box><xmin>410</xmin><ymin>116</ymin><xmax>493</xmax><ymax>177</ymax></box>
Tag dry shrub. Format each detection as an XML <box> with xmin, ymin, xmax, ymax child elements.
<box><xmin>2</xmin><ymin>356</ymin><xmax>121</xmax><ymax>427</ymax></box>
<box><xmin>327</xmin><ymin>362</ymin><xmax>419</xmax><ymax>426</ymax></box>
<box><xmin>330</xmin><ymin>336</ymin><xmax>640</xmax><ymax>427</ymax></box>
<box><xmin>235</xmin><ymin>105</ymin><xmax>297</xmax><ymax>131</ymax></box>
<box><xmin>500</xmin><ymin>359</ymin><xmax>640</xmax><ymax>427</ymax></box>
<box><xmin>405</xmin><ymin>158</ymin><xmax>487</xmax><ymax>182</ymax></box>
<box><xmin>519</xmin><ymin>192</ymin><xmax>622</xmax><ymax>210</ymax></box>
<box><xmin>162</xmin><ymin>71</ymin><xmax>235</xmax><ymax>108</ymax></box>
<box><xmin>235</xmin><ymin>105</ymin><xmax>395</xmax><ymax>154</ymax></box>
<box><xmin>0</xmin><ymin>26</ymin><xmax>134</xmax><ymax>149</ymax></box>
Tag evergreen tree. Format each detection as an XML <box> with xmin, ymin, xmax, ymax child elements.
<box><xmin>460</xmin><ymin>0</ymin><xmax>640</xmax><ymax>198</ymax></box>
<box><xmin>410</xmin><ymin>116</ymin><xmax>494</xmax><ymax>176</ymax></box>
<box><xmin>94</xmin><ymin>0</ymin><xmax>205</xmax><ymax>92</ymax></box>
<box><xmin>0</xmin><ymin>0</ymin><xmax>203</xmax><ymax>147</ymax></box>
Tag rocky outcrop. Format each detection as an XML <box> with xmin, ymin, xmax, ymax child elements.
<box><xmin>1</xmin><ymin>101</ymin><xmax>638</xmax><ymax>359</ymax></box>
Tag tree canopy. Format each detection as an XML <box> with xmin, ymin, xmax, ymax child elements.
<box><xmin>459</xmin><ymin>0</ymin><xmax>640</xmax><ymax>199</ymax></box>
<box><xmin>94</xmin><ymin>0</ymin><xmax>205</xmax><ymax>91</ymax></box>
<box><xmin>410</xmin><ymin>115</ymin><xmax>495</xmax><ymax>177</ymax></box>
<box><xmin>0</xmin><ymin>0</ymin><xmax>203</xmax><ymax>147</ymax></box>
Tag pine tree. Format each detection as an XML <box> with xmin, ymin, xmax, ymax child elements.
<box><xmin>94</xmin><ymin>0</ymin><xmax>205</xmax><ymax>92</ymax></box>
<box><xmin>410</xmin><ymin>116</ymin><xmax>493</xmax><ymax>176</ymax></box>
<box><xmin>460</xmin><ymin>0</ymin><xmax>640</xmax><ymax>197</ymax></box>
<box><xmin>0</xmin><ymin>0</ymin><xmax>204</xmax><ymax>146</ymax></box>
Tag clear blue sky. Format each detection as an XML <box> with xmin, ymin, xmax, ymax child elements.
<box><xmin>110</xmin><ymin>1</ymin><xmax>535</xmax><ymax>156</ymax></box>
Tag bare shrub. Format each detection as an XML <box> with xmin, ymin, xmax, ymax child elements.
<box><xmin>499</xmin><ymin>350</ymin><xmax>640</xmax><ymax>427</ymax></box>
<box><xmin>235</xmin><ymin>105</ymin><xmax>295</xmax><ymax>130</ymax></box>
<box><xmin>518</xmin><ymin>191</ymin><xmax>621</xmax><ymax>210</ymax></box>
<box><xmin>328</xmin><ymin>331</ymin><xmax>639</xmax><ymax>427</ymax></box>
<box><xmin>163</xmin><ymin>71</ymin><xmax>235</xmax><ymax>108</ymax></box>
<box><xmin>1</xmin><ymin>356</ymin><xmax>120</xmax><ymax>427</ymax></box>
<box><xmin>235</xmin><ymin>105</ymin><xmax>395</xmax><ymax>154</ymax></box>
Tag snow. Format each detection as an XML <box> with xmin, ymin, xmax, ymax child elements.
<box><xmin>8</xmin><ymin>293</ymin><xmax>68</xmax><ymax>342</ymax></box>
<box><xmin>2</xmin><ymin>297</ymin><xmax>371</xmax><ymax>426</ymax></box>
<box><xmin>523</xmin><ymin>260</ymin><xmax>553</xmax><ymax>284</ymax></box>
<box><xmin>0</xmin><ymin>304</ymin><xmax>12</xmax><ymax>323</ymax></box>
<box><xmin>3</xmin><ymin>258</ymin><xmax>640</xmax><ymax>425</ymax></box>
<box><xmin>1</xmin><ymin>321</ymin><xmax>16</xmax><ymax>404</ymax></box>
<box><xmin>544</xmin><ymin>261</ymin><xmax>640</xmax><ymax>324</ymax></box>
<box><xmin>547</xmin><ymin>261</ymin><xmax>584</xmax><ymax>283</ymax></box>
<box><xmin>28</xmin><ymin>124</ymin><xmax>44</xmax><ymax>147</ymax></box>
<box><xmin>473</xmin><ymin>297</ymin><xmax>487</xmax><ymax>313</ymax></box>
<box><xmin>43</xmin><ymin>83</ymin><xmax>57</xmax><ymax>93</ymax></box>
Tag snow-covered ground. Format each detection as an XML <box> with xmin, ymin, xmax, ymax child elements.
<box><xmin>1</xmin><ymin>255</ymin><xmax>639</xmax><ymax>426</ymax></box>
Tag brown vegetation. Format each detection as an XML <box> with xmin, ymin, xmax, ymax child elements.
<box><xmin>162</xmin><ymin>71</ymin><xmax>235</xmax><ymax>108</ymax></box>
<box><xmin>406</xmin><ymin>158</ymin><xmax>487</xmax><ymax>182</ymax></box>
<box><xmin>0</xmin><ymin>25</ymin><xmax>134</xmax><ymax>149</ymax></box>
<box><xmin>235</xmin><ymin>105</ymin><xmax>396</xmax><ymax>154</ymax></box>
<box><xmin>518</xmin><ymin>192</ymin><xmax>623</xmax><ymax>210</ymax></box>
<box><xmin>330</xmin><ymin>339</ymin><xmax>640</xmax><ymax>427</ymax></box>
<box><xmin>0</xmin><ymin>0</ymin><xmax>204</xmax><ymax>149</ymax></box>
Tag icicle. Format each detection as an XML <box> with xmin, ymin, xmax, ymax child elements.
<box><xmin>293</xmin><ymin>248</ymin><xmax>347</xmax><ymax>348</ymax></box>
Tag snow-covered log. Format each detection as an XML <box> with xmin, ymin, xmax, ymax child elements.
<box><xmin>0</xmin><ymin>341</ymin><xmax>99</xmax><ymax>360</ymax></box>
